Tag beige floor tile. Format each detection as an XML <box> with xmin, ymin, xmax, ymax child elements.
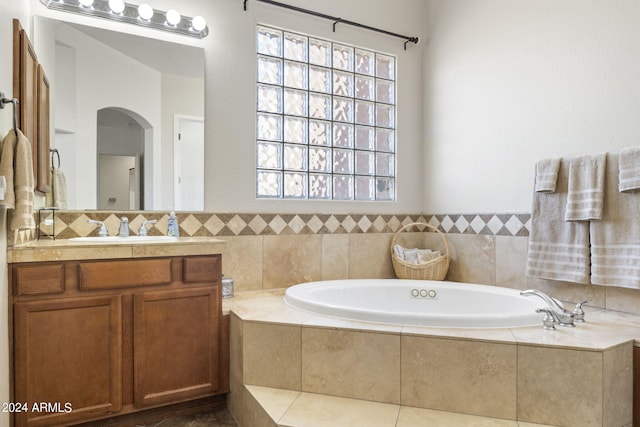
<box><xmin>278</xmin><ymin>392</ymin><xmax>400</xmax><ymax>427</ymax></box>
<box><xmin>246</xmin><ymin>385</ymin><xmax>300</xmax><ymax>423</ymax></box>
<box><xmin>397</xmin><ymin>406</ymin><xmax>518</xmax><ymax>427</ymax></box>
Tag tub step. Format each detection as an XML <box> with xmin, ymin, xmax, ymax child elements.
<box><xmin>244</xmin><ymin>385</ymin><xmax>557</xmax><ymax>427</ymax></box>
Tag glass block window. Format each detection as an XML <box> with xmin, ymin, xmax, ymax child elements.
<box><xmin>256</xmin><ymin>25</ymin><xmax>396</xmax><ymax>201</ymax></box>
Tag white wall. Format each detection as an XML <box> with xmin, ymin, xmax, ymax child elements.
<box><xmin>423</xmin><ymin>0</ymin><xmax>640</xmax><ymax>213</ymax></box>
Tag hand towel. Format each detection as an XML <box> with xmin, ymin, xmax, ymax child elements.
<box><xmin>526</xmin><ymin>159</ymin><xmax>591</xmax><ymax>284</ymax></box>
<box><xmin>52</xmin><ymin>166</ymin><xmax>68</xmax><ymax>209</ymax></box>
<box><xmin>618</xmin><ymin>147</ymin><xmax>640</xmax><ymax>192</ymax></box>
<box><xmin>0</xmin><ymin>129</ymin><xmax>35</xmax><ymax>232</ymax></box>
<box><xmin>590</xmin><ymin>153</ymin><xmax>640</xmax><ymax>288</ymax></box>
<box><xmin>0</xmin><ymin>130</ymin><xmax>17</xmax><ymax>208</ymax></box>
<box><xmin>565</xmin><ymin>153</ymin><xmax>606</xmax><ymax>221</ymax></box>
<box><xmin>534</xmin><ymin>158</ymin><xmax>561</xmax><ymax>192</ymax></box>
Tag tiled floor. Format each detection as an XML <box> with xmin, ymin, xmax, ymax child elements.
<box><xmin>137</xmin><ymin>408</ymin><xmax>237</xmax><ymax>427</ymax></box>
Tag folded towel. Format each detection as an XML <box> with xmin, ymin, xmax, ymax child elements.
<box><xmin>565</xmin><ymin>153</ymin><xmax>606</xmax><ymax>221</ymax></box>
<box><xmin>393</xmin><ymin>244</ymin><xmax>441</xmax><ymax>265</ymax></box>
<box><xmin>0</xmin><ymin>129</ymin><xmax>36</xmax><ymax>232</ymax></box>
<box><xmin>590</xmin><ymin>153</ymin><xmax>640</xmax><ymax>288</ymax></box>
<box><xmin>534</xmin><ymin>158</ymin><xmax>561</xmax><ymax>192</ymax></box>
<box><xmin>527</xmin><ymin>159</ymin><xmax>591</xmax><ymax>284</ymax></box>
<box><xmin>618</xmin><ymin>147</ymin><xmax>640</xmax><ymax>192</ymax></box>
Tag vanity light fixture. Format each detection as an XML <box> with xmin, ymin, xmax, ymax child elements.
<box><xmin>137</xmin><ymin>3</ymin><xmax>153</xmax><ymax>21</ymax></box>
<box><xmin>39</xmin><ymin>0</ymin><xmax>209</xmax><ymax>38</ymax></box>
<box><xmin>165</xmin><ymin>9</ymin><xmax>181</xmax><ymax>27</ymax></box>
<box><xmin>108</xmin><ymin>0</ymin><xmax>125</xmax><ymax>14</ymax></box>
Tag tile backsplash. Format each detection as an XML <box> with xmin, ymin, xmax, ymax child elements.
<box><xmin>40</xmin><ymin>211</ymin><xmax>532</xmax><ymax>239</ymax></box>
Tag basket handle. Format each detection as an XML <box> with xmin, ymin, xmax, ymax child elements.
<box><xmin>390</xmin><ymin>222</ymin><xmax>449</xmax><ymax>256</ymax></box>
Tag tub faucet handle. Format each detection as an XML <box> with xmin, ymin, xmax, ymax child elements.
<box><xmin>536</xmin><ymin>308</ymin><xmax>557</xmax><ymax>330</ymax></box>
<box><xmin>572</xmin><ymin>301</ymin><xmax>587</xmax><ymax>323</ymax></box>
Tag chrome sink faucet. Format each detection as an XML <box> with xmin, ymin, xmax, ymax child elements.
<box><xmin>138</xmin><ymin>220</ymin><xmax>157</xmax><ymax>237</ymax></box>
<box><xmin>521</xmin><ymin>289</ymin><xmax>587</xmax><ymax>328</ymax></box>
<box><xmin>118</xmin><ymin>217</ymin><xmax>130</xmax><ymax>237</ymax></box>
<box><xmin>87</xmin><ymin>219</ymin><xmax>108</xmax><ymax>237</ymax></box>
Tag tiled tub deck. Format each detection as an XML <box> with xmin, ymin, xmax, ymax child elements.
<box><xmin>225</xmin><ymin>289</ymin><xmax>637</xmax><ymax>427</ymax></box>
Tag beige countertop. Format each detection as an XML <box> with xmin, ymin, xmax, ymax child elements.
<box><xmin>8</xmin><ymin>236</ymin><xmax>227</xmax><ymax>263</ymax></box>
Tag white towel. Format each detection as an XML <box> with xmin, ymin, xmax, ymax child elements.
<box><xmin>52</xmin><ymin>166</ymin><xmax>68</xmax><ymax>209</ymax></box>
<box><xmin>534</xmin><ymin>158</ymin><xmax>560</xmax><ymax>192</ymax></box>
<box><xmin>565</xmin><ymin>153</ymin><xmax>606</xmax><ymax>221</ymax></box>
<box><xmin>527</xmin><ymin>159</ymin><xmax>591</xmax><ymax>284</ymax></box>
<box><xmin>590</xmin><ymin>153</ymin><xmax>640</xmax><ymax>288</ymax></box>
<box><xmin>618</xmin><ymin>147</ymin><xmax>640</xmax><ymax>192</ymax></box>
<box><xmin>393</xmin><ymin>244</ymin><xmax>441</xmax><ymax>265</ymax></box>
<box><xmin>0</xmin><ymin>129</ymin><xmax>35</xmax><ymax>232</ymax></box>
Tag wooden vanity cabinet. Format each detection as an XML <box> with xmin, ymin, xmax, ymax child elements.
<box><xmin>10</xmin><ymin>255</ymin><xmax>226</xmax><ymax>427</ymax></box>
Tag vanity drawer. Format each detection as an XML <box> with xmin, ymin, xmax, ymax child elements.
<box><xmin>182</xmin><ymin>255</ymin><xmax>221</xmax><ymax>284</ymax></box>
<box><xmin>79</xmin><ymin>259</ymin><xmax>173</xmax><ymax>290</ymax></box>
<box><xmin>13</xmin><ymin>263</ymin><xmax>65</xmax><ymax>296</ymax></box>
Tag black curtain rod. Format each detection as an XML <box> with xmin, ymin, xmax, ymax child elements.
<box><xmin>244</xmin><ymin>0</ymin><xmax>420</xmax><ymax>50</ymax></box>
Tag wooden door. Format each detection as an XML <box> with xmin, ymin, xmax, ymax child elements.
<box><xmin>133</xmin><ymin>287</ymin><xmax>221</xmax><ymax>408</ymax></box>
<box><xmin>13</xmin><ymin>296</ymin><xmax>122</xmax><ymax>427</ymax></box>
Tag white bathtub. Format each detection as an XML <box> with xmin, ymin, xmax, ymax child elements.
<box><xmin>284</xmin><ymin>279</ymin><xmax>545</xmax><ymax>328</ymax></box>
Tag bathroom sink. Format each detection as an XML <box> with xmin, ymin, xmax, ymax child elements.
<box><xmin>68</xmin><ymin>236</ymin><xmax>179</xmax><ymax>243</ymax></box>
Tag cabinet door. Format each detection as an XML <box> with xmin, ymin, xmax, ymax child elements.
<box><xmin>134</xmin><ymin>287</ymin><xmax>221</xmax><ymax>408</ymax></box>
<box><xmin>13</xmin><ymin>19</ymin><xmax>39</xmax><ymax>179</ymax></box>
<box><xmin>14</xmin><ymin>296</ymin><xmax>122</xmax><ymax>427</ymax></box>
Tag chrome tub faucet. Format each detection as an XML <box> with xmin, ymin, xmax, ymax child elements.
<box><xmin>521</xmin><ymin>289</ymin><xmax>587</xmax><ymax>329</ymax></box>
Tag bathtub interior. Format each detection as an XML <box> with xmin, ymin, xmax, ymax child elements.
<box><xmin>284</xmin><ymin>279</ymin><xmax>545</xmax><ymax>328</ymax></box>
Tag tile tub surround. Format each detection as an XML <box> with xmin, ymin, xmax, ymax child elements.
<box><xmin>30</xmin><ymin>210</ymin><xmax>640</xmax><ymax>312</ymax></box>
<box><xmin>224</xmin><ymin>290</ymin><xmax>636</xmax><ymax>427</ymax></box>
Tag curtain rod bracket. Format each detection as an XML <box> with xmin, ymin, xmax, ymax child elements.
<box><xmin>244</xmin><ymin>0</ymin><xmax>248</xmax><ymax>11</ymax></box>
<box><xmin>333</xmin><ymin>18</ymin><xmax>341</xmax><ymax>32</ymax></box>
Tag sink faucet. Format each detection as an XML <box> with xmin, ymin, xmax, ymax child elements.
<box><xmin>87</xmin><ymin>219</ymin><xmax>108</xmax><ymax>237</ymax></box>
<box><xmin>521</xmin><ymin>289</ymin><xmax>580</xmax><ymax>327</ymax></box>
<box><xmin>118</xmin><ymin>217</ymin><xmax>130</xmax><ymax>237</ymax></box>
<box><xmin>138</xmin><ymin>220</ymin><xmax>157</xmax><ymax>237</ymax></box>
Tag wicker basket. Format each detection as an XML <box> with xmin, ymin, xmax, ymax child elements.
<box><xmin>390</xmin><ymin>222</ymin><xmax>450</xmax><ymax>280</ymax></box>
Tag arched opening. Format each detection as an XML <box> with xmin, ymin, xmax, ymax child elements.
<box><xmin>97</xmin><ymin>107</ymin><xmax>153</xmax><ymax>210</ymax></box>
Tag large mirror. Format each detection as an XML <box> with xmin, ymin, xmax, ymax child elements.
<box><xmin>33</xmin><ymin>16</ymin><xmax>205</xmax><ymax>211</ymax></box>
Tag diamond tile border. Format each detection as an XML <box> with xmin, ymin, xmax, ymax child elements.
<box><xmin>38</xmin><ymin>211</ymin><xmax>531</xmax><ymax>240</ymax></box>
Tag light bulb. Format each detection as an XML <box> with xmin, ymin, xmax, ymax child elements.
<box><xmin>78</xmin><ymin>0</ymin><xmax>94</xmax><ymax>7</ymax></box>
<box><xmin>191</xmin><ymin>15</ymin><xmax>206</xmax><ymax>32</ymax></box>
<box><xmin>137</xmin><ymin>3</ymin><xmax>154</xmax><ymax>20</ymax></box>
<box><xmin>165</xmin><ymin>9</ymin><xmax>181</xmax><ymax>27</ymax></box>
<box><xmin>108</xmin><ymin>0</ymin><xmax>125</xmax><ymax>14</ymax></box>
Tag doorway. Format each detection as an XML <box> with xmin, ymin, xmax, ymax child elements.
<box><xmin>174</xmin><ymin>115</ymin><xmax>204</xmax><ymax>211</ymax></box>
